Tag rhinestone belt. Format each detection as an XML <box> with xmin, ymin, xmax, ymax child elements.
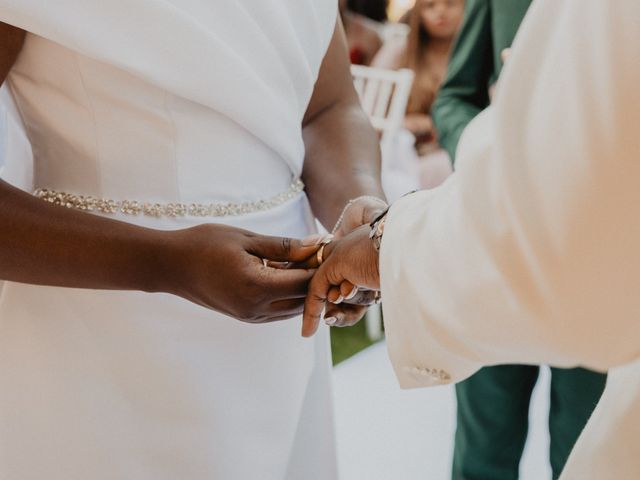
<box><xmin>34</xmin><ymin>179</ymin><xmax>305</xmax><ymax>218</ymax></box>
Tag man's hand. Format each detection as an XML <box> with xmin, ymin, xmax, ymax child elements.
<box><xmin>318</xmin><ymin>196</ymin><xmax>385</xmax><ymax>327</ymax></box>
<box><xmin>302</xmin><ymin>225</ymin><xmax>381</xmax><ymax>337</ymax></box>
<box><xmin>332</xmin><ymin>196</ymin><xmax>387</xmax><ymax>239</ymax></box>
<box><xmin>167</xmin><ymin>225</ymin><xmax>325</xmax><ymax>323</ymax></box>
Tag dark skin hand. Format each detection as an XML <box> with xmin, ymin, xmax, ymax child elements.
<box><xmin>0</xmin><ymin>19</ymin><xmax>384</xmax><ymax>325</ymax></box>
<box><xmin>302</xmin><ymin>225</ymin><xmax>381</xmax><ymax>337</ymax></box>
<box><xmin>302</xmin><ymin>18</ymin><xmax>387</xmax><ymax>326</ymax></box>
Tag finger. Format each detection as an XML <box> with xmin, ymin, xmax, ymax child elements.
<box><xmin>327</xmin><ymin>281</ymin><xmax>356</xmax><ymax>304</ymax></box>
<box><xmin>327</xmin><ymin>286</ymin><xmax>343</xmax><ymax>304</ymax></box>
<box><xmin>340</xmin><ymin>281</ymin><xmax>357</xmax><ymax>300</ymax></box>
<box><xmin>264</xmin><ymin>298</ymin><xmax>305</xmax><ymax>320</ymax></box>
<box><xmin>264</xmin><ymin>260</ymin><xmax>291</xmax><ymax>270</ymax></box>
<box><xmin>262</xmin><ymin>313</ymin><xmax>305</xmax><ymax>323</ymax></box>
<box><xmin>302</xmin><ymin>264</ymin><xmax>336</xmax><ymax>337</ymax></box>
<box><xmin>256</xmin><ymin>265</ymin><xmax>315</xmax><ymax>299</ymax></box>
<box><xmin>247</xmin><ymin>233</ymin><xmax>328</xmax><ymax>263</ymax></box>
<box><xmin>324</xmin><ymin>304</ymin><xmax>367</xmax><ymax>328</ymax></box>
<box><xmin>245</xmin><ymin>298</ymin><xmax>307</xmax><ymax>323</ymax></box>
<box><xmin>343</xmin><ymin>289</ymin><xmax>378</xmax><ymax>306</ymax></box>
<box><xmin>288</xmin><ymin>236</ymin><xmax>335</xmax><ymax>270</ymax></box>
<box><xmin>290</xmin><ymin>255</ymin><xmax>319</xmax><ymax>270</ymax></box>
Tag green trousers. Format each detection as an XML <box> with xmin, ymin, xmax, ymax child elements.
<box><xmin>452</xmin><ymin>365</ymin><xmax>607</xmax><ymax>480</ymax></box>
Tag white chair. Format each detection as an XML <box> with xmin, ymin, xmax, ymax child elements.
<box><xmin>351</xmin><ymin>64</ymin><xmax>414</xmax><ymax>162</ymax></box>
<box><xmin>351</xmin><ymin>65</ymin><xmax>414</xmax><ymax>341</ymax></box>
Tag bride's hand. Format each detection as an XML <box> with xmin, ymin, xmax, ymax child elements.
<box><xmin>302</xmin><ymin>225</ymin><xmax>380</xmax><ymax>337</ymax></box>
<box><xmin>165</xmin><ymin>224</ymin><xmax>324</xmax><ymax>323</ymax></box>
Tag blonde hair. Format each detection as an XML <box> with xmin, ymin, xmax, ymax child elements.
<box><xmin>402</xmin><ymin>1</ymin><xmax>448</xmax><ymax>114</ymax></box>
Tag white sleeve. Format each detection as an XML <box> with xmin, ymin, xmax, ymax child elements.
<box><xmin>380</xmin><ymin>0</ymin><xmax>640</xmax><ymax>388</ymax></box>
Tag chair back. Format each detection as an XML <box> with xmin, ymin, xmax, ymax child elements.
<box><xmin>351</xmin><ymin>64</ymin><xmax>414</xmax><ymax>160</ymax></box>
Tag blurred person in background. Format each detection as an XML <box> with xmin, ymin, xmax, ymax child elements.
<box><xmin>432</xmin><ymin>1</ymin><xmax>607</xmax><ymax>479</ymax></box>
<box><xmin>373</xmin><ymin>0</ymin><xmax>464</xmax><ymax>191</ymax></box>
<box><xmin>340</xmin><ymin>0</ymin><xmax>388</xmax><ymax>65</ymax></box>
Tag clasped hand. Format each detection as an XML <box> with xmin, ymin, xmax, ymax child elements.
<box><xmin>173</xmin><ymin>198</ymin><xmax>383</xmax><ymax>334</ymax></box>
<box><xmin>260</xmin><ymin>223</ymin><xmax>381</xmax><ymax>336</ymax></box>
<box><xmin>300</xmin><ymin>224</ymin><xmax>381</xmax><ymax>337</ymax></box>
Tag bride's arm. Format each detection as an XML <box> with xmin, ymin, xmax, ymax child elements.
<box><xmin>302</xmin><ymin>18</ymin><xmax>387</xmax><ymax>232</ymax></box>
<box><xmin>0</xmin><ymin>20</ymin><xmax>24</xmax><ymax>72</ymax></box>
<box><xmin>0</xmin><ymin>22</ymin><xmax>320</xmax><ymax>322</ymax></box>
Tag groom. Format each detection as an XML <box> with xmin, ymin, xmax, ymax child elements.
<box><xmin>300</xmin><ymin>1</ymin><xmax>640</xmax><ymax>479</ymax></box>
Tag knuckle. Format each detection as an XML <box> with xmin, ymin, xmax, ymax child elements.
<box><xmin>232</xmin><ymin>298</ymin><xmax>262</xmax><ymax>323</ymax></box>
<box><xmin>280</xmin><ymin>237</ymin><xmax>292</xmax><ymax>255</ymax></box>
<box><xmin>232</xmin><ymin>304</ymin><xmax>253</xmax><ymax>322</ymax></box>
<box><xmin>243</xmin><ymin>276</ymin><xmax>269</xmax><ymax>303</ymax></box>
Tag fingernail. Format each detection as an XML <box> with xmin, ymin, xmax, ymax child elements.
<box><xmin>301</xmin><ymin>234</ymin><xmax>325</xmax><ymax>247</ymax></box>
<box><xmin>324</xmin><ymin>317</ymin><xmax>337</xmax><ymax>326</ymax></box>
<box><xmin>345</xmin><ymin>286</ymin><xmax>358</xmax><ymax>300</ymax></box>
<box><xmin>332</xmin><ymin>295</ymin><xmax>344</xmax><ymax>305</ymax></box>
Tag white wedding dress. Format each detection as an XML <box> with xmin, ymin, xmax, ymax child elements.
<box><xmin>0</xmin><ymin>1</ymin><xmax>339</xmax><ymax>479</ymax></box>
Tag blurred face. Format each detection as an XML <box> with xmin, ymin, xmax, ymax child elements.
<box><xmin>418</xmin><ymin>0</ymin><xmax>464</xmax><ymax>40</ymax></box>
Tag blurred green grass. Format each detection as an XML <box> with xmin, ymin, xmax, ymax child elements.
<box><xmin>330</xmin><ymin>319</ymin><xmax>378</xmax><ymax>365</ymax></box>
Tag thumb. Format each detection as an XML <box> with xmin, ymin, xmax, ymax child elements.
<box><xmin>302</xmin><ymin>263</ymin><xmax>333</xmax><ymax>337</ymax></box>
<box><xmin>247</xmin><ymin>233</ymin><xmax>328</xmax><ymax>263</ymax></box>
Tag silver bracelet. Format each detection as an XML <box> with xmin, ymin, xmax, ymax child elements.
<box><xmin>331</xmin><ymin>195</ymin><xmax>387</xmax><ymax>235</ymax></box>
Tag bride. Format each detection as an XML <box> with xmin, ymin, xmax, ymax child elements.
<box><xmin>0</xmin><ymin>1</ymin><xmax>386</xmax><ymax>478</ymax></box>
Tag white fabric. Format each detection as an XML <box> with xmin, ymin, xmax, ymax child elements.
<box><xmin>0</xmin><ymin>1</ymin><xmax>339</xmax><ymax>479</ymax></box>
<box><xmin>381</xmin><ymin>128</ymin><xmax>421</xmax><ymax>203</ymax></box>
<box><xmin>0</xmin><ymin>84</ymin><xmax>32</xmax><ymax>189</ymax></box>
<box><xmin>380</xmin><ymin>1</ymin><xmax>640</xmax><ymax>478</ymax></box>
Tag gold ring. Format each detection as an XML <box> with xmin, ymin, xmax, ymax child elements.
<box><xmin>316</xmin><ymin>244</ymin><xmax>326</xmax><ymax>266</ymax></box>
<box><xmin>316</xmin><ymin>237</ymin><xmax>333</xmax><ymax>266</ymax></box>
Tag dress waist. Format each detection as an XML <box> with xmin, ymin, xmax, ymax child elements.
<box><xmin>34</xmin><ymin>179</ymin><xmax>305</xmax><ymax>219</ymax></box>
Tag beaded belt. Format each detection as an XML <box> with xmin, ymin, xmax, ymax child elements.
<box><xmin>34</xmin><ymin>179</ymin><xmax>305</xmax><ymax>218</ymax></box>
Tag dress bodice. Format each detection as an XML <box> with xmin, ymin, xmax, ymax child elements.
<box><xmin>2</xmin><ymin>0</ymin><xmax>337</xmax><ymax>206</ymax></box>
<box><xmin>0</xmin><ymin>4</ymin><xmax>340</xmax><ymax>479</ymax></box>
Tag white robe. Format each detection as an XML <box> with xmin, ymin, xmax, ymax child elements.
<box><xmin>0</xmin><ymin>1</ymin><xmax>339</xmax><ymax>479</ymax></box>
<box><xmin>380</xmin><ymin>1</ymin><xmax>640</xmax><ymax>478</ymax></box>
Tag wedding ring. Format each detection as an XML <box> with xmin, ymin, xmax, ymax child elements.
<box><xmin>316</xmin><ymin>237</ymin><xmax>333</xmax><ymax>266</ymax></box>
<box><xmin>316</xmin><ymin>244</ymin><xmax>326</xmax><ymax>266</ymax></box>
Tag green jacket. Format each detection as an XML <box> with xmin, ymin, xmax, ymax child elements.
<box><xmin>432</xmin><ymin>0</ymin><xmax>532</xmax><ymax>163</ymax></box>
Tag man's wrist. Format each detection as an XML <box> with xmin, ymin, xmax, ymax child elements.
<box><xmin>369</xmin><ymin>208</ymin><xmax>388</xmax><ymax>251</ymax></box>
<box><xmin>332</xmin><ymin>195</ymin><xmax>388</xmax><ymax>234</ymax></box>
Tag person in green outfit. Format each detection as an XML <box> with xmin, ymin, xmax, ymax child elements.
<box><xmin>432</xmin><ymin>1</ymin><xmax>608</xmax><ymax>479</ymax></box>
